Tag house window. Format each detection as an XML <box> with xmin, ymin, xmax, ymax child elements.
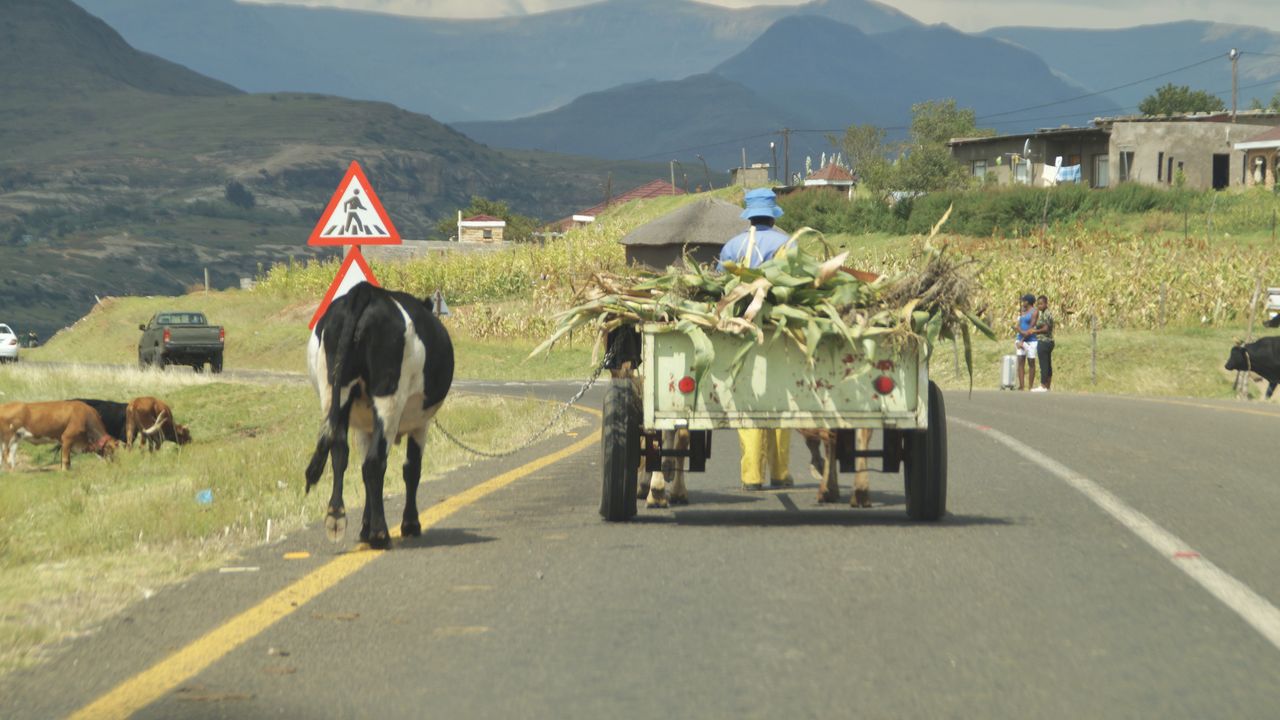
<box><xmin>1014</xmin><ymin>159</ymin><xmax>1030</xmax><ymax>185</ymax></box>
<box><xmin>1157</xmin><ymin>151</ymin><xmax>1164</xmax><ymax>181</ymax></box>
<box><xmin>972</xmin><ymin>159</ymin><xmax>987</xmax><ymax>179</ymax></box>
<box><xmin>1119</xmin><ymin>152</ymin><xmax>1134</xmax><ymax>182</ymax></box>
<box><xmin>483</xmin><ymin>229</ymin><xmax>493</xmax><ymax>240</ymax></box>
<box><xmin>1093</xmin><ymin>155</ymin><xmax>1109</xmax><ymax>188</ymax></box>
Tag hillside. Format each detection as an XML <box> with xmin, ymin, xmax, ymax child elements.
<box><xmin>455</xmin><ymin>16</ymin><xmax>1121</xmax><ymax>168</ymax></box>
<box><xmin>0</xmin><ymin>0</ymin><xmax>665</xmax><ymax>339</ymax></box>
<box><xmin>983</xmin><ymin>22</ymin><xmax>1280</xmax><ymax>112</ymax></box>
<box><xmin>74</xmin><ymin>0</ymin><xmax>918</xmax><ymax>122</ymax></box>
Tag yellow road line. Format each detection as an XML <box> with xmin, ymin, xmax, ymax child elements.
<box><xmin>69</xmin><ymin>414</ymin><xmax>599</xmax><ymax>720</ymax></box>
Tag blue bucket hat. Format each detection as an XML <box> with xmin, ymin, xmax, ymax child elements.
<box><xmin>741</xmin><ymin>187</ymin><xmax>784</xmax><ymax>220</ymax></box>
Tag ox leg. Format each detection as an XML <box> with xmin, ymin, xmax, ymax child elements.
<box><xmin>851</xmin><ymin>429</ymin><xmax>872</xmax><ymax>508</ymax></box>
<box><xmin>668</xmin><ymin>429</ymin><xmax>689</xmax><ymax>506</ymax></box>
<box><xmin>323</xmin><ymin>417</ymin><xmax>352</xmax><ymax>543</ymax></box>
<box><xmin>803</xmin><ymin>432</ymin><xmax>825</xmax><ymax>483</ymax></box>
<box><xmin>646</xmin><ymin>430</ymin><xmax>672</xmax><ymax>509</ymax></box>
<box><xmin>816</xmin><ymin>431</ymin><xmax>840</xmax><ymax>504</ymax></box>
<box><xmin>400</xmin><ymin>428</ymin><xmax>426</xmax><ymax>537</ymax></box>
<box><xmin>360</xmin><ymin>416</ymin><xmax>393</xmax><ymax>550</ymax></box>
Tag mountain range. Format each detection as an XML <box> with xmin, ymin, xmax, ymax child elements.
<box><xmin>0</xmin><ymin>0</ymin><xmax>663</xmax><ymax>337</ymax></box>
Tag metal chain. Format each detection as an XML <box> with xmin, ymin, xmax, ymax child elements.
<box><xmin>432</xmin><ymin>350</ymin><xmax>614</xmax><ymax>458</ymax></box>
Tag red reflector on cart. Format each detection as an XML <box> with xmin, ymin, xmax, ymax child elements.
<box><xmin>873</xmin><ymin>375</ymin><xmax>895</xmax><ymax>394</ymax></box>
<box><xmin>678</xmin><ymin>376</ymin><xmax>695</xmax><ymax>393</ymax></box>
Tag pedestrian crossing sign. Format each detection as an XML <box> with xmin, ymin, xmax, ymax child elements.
<box><xmin>309</xmin><ymin>246</ymin><xmax>380</xmax><ymax>329</ymax></box>
<box><xmin>307</xmin><ymin>161</ymin><xmax>401</xmax><ymax>246</ymax></box>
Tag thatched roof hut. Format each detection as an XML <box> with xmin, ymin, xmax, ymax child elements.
<box><xmin>618</xmin><ymin>197</ymin><xmax>746</xmax><ymax>270</ymax></box>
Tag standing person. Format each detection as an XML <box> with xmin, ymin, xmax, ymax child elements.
<box><xmin>721</xmin><ymin>188</ymin><xmax>794</xmax><ymax>490</ymax></box>
<box><xmin>1013</xmin><ymin>294</ymin><xmax>1039</xmax><ymax>391</ymax></box>
<box><xmin>1032</xmin><ymin>295</ymin><xmax>1055</xmax><ymax>391</ymax></box>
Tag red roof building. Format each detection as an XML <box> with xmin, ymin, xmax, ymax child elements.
<box><xmin>552</xmin><ymin>179</ymin><xmax>686</xmax><ymax>231</ymax></box>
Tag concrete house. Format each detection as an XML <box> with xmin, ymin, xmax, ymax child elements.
<box><xmin>458</xmin><ymin>214</ymin><xmax>505</xmax><ymax>243</ymax></box>
<box><xmin>950</xmin><ymin>112</ymin><xmax>1280</xmax><ymax>191</ymax></box>
<box><xmin>1233</xmin><ymin>126</ymin><xmax>1280</xmax><ymax>189</ymax></box>
<box><xmin>551</xmin><ymin>179</ymin><xmax>685</xmax><ymax>232</ymax></box>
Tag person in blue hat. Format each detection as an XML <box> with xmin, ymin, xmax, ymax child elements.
<box><xmin>718</xmin><ymin>188</ymin><xmax>792</xmax><ymax>270</ymax></box>
<box><xmin>720</xmin><ymin>188</ymin><xmax>794</xmax><ymax>490</ymax></box>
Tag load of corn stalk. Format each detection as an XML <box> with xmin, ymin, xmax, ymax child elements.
<box><xmin>531</xmin><ymin>206</ymin><xmax>997</xmax><ymax>386</ymax></box>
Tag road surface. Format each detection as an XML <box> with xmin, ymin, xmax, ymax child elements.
<box><xmin>2</xmin><ymin>385</ymin><xmax>1278</xmax><ymax>719</ymax></box>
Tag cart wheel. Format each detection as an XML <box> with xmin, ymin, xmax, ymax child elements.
<box><xmin>600</xmin><ymin>379</ymin><xmax>639</xmax><ymax>521</ymax></box>
<box><xmin>903</xmin><ymin>380</ymin><xmax>947</xmax><ymax>521</ymax></box>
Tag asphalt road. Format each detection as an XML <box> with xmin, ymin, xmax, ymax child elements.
<box><xmin>2</xmin><ymin>384</ymin><xmax>1279</xmax><ymax>719</ymax></box>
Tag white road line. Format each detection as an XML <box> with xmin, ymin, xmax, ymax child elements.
<box><xmin>953</xmin><ymin>416</ymin><xmax>1280</xmax><ymax>653</ymax></box>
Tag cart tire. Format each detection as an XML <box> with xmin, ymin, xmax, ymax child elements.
<box><xmin>904</xmin><ymin>380</ymin><xmax>947</xmax><ymax>521</ymax></box>
<box><xmin>600</xmin><ymin>379</ymin><xmax>638</xmax><ymax>521</ymax></box>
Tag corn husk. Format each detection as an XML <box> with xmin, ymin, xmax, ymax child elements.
<box><xmin>531</xmin><ymin>205</ymin><xmax>996</xmax><ymax>388</ymax></box>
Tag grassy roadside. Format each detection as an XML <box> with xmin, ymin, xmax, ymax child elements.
<box><xmin>0</xmin><ymin>362</ymin><xmax>584</xmax><ymax>677</ymax></box>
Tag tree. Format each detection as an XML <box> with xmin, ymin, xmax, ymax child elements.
<box><xmin>895</xmin><ymin>99</ymin><xmax>993</xmax><ymax>193</ymax></box>
<box><xmin>435</xmin><ymin>196</ymin><xmax>540</xmax><ymax>242</ymax></box>
<box><xmin>224</xmin><ymin>180</ymin><xmax>256</xmax><ymax>210</ymax></box>
<box><xmin>1138</xmin><ymin>83</ymin><xmax>1226</xmax><ymax>116</ymax></box>
<box><xmin>832</xmin><ymin>124</ymin><xmax>894</xmax><ymax>193</ymax></box>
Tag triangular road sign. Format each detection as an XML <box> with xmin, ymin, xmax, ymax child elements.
<box><xmin>309</xmin><ymin>246</ymin><xmax>380</xmax><ymax>329</ymax></box>
<box><xmin>308</xmin><ymin>161</ymin><xmax>401</xmax><ymax>246</ymax></box>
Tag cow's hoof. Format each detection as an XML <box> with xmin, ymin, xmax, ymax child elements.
<box><xmin>852</xmin><ymin>489</ymin><xmax>871</xmax><ymax>508</ymax></box>
<box><xmin>817</xmin><ymin>489</ymin><xmax>840</xmax><ymax>504</ymax></box>
<box><xmin>325</xmin><ymin>509</ymin><xmax>347</xmax><ymax>542</ymax></box>
<box><xmin>401</xmin><ymin>519</ymin><xmax>422</xmax><ymax>537</ymax></box>
<box><xmin>368</xmin><ymin>532</ymin><xmax>391</xmax><ymax>550</ymax></box>
<box><xmin>647</xmin><ymin>492</ymin><xmax>669</xmax><ymax>509</ymax></box>
<box><xmin>668</xmin><ymin>494</ymin><xmax>689</xmax><ymax>506</ymax></box>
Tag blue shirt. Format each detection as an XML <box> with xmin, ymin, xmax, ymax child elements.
<box><xmin>718</xmin><ymin>224</ymin><xmax>792</xmax><ymax>270</ymax></box>
<box><xmin>1018</xmin><ymin>308</ymin><xmax>1037</xmax><ymax>343</ymax></box>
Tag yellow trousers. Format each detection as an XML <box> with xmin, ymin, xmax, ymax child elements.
<box><xmin>737</xmin><ymin>429</ymin><xmax>791</xmax><ymax>487</ymax></box>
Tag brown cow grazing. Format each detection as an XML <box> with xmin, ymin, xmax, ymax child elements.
<box><xmin>0</xmin><ymin>400</ymin><xmax>116</xmax><ymax>470</ymax></box>
<box><xmin>124</xmin><ymin>397</ymin><xmax>192</xmax><ymax>451</ymax></box>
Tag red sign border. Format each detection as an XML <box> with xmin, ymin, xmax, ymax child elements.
<box><xmin>309</xmin><ymin>247</ymin><xmax>381</xmax><ymax>329</ymax></box>
<box><xmin>307</xmin><ymin>161</ymin><xmax>402</xmax><ymax>246</ymax></box>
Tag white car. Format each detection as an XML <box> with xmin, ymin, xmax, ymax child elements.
<box><xmin>0</xmin><ymin>324</ymin><xmax>19</xmax><ymax>363</ymax></box>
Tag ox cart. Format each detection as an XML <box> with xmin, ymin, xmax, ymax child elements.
<box><xmin>598</xmin><ymin>322</ymin><xmax>946</xmax><ymax>522</ymax></box>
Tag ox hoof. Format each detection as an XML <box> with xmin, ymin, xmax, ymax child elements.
<box><xmin>325</xmin><ymin>509</ymin><xmax>347</xmax><ymax>542</ymax></box>
<box><xmin>852</xmin><ymin>489</ymin><xmax>872</xmax><ymax>508</ymax></box>
<box><xmin>668</xmin><ymin>495</ymin><xmax>689</xmax><ymax>506</ymax></box>
<box><xmin>368</xmin><ymin>532</ymin><xmax>391</xmax><ymax>550</ymax></box>
<box><xmin>401</xmin><ymin>519</ymin><xmax>422</xmax><ymax>537</ymax></box>
<box><xmin>646</xmin><ymin>493</ymin><xmax>669</xmax><ymax>509</ymax></box>
<box><xmin>817</xmin><ymin>489</ymin><xmax>840</xmax><ymax>504</ymax></box>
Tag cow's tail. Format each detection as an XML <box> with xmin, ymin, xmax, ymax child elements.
<box><xmin>307</xmin><ymin>283</ymin><xmax>374</xmax><ymax>493</ymax></box>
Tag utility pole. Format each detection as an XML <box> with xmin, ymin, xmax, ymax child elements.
<box><xmin>604</xmin><ymin>172</ymin><xmax>613</xmax><ymax>208</ymax></box>
<box><xmin>696</xmin><ymin>154</ymin><xmax>711</xmax><ymax>191</ymax></box>
<box><xmin>1230</xmin><ymin>48</ymin><xmax>1240</xmax><ymax>122</ymax></box>
<box><xmin>669</xmin><ymin>160</ymin><xmax>676</xmax><ymax>195</ymax></box>
<box><xmin>782</xmin><ymin>128</ymin><xmax>791</xmax><ymax>186</ymax></box>
<box><xmin>770</xmin><ymin>141</ymin><xmax>777</xmax><ymax>183</ymax></box>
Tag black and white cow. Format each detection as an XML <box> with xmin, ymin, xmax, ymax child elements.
<box><xmin>305</xmin><ymin>282</ymin><xmax>454</xmax><ymax>549</ymax></box>
<box><xmin>1224</xmin><ymin>336</ymin><xmax>1280</xmax><ymax>399</ymax></box>
<box><xmin>72</xmin><ymin>399</ymin><xmax>128</xmax><ymax>442</ymax></box>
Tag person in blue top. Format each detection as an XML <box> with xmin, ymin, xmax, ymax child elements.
<box><xmin>1013</xmin><ymin>293</ymin><xmax>1039</xmax><ymax>391</ymax></box>
<box><xmin>720</xmin><ymin>188</ymin><xmax>794</xmax><ymax>490</ymax></box>
<box><xmin>718</xmin><ymin>188</ymin><xmax>794</xmax><ymax>270</ymax></box>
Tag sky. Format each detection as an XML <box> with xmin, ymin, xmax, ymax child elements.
<box><xmin>240</xmin><ymin>0</ymin><xmax>1280</xmax><ymax>32</ymax></box>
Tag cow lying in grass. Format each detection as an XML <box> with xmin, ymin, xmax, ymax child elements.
<box><xmin>124</xmin><ymin>396</ymin><xmax>192</xmax><ymax>450</ymax></box>
<box><xmin>0</xmin><ymin>400</ymin><xmax>116</xmax><ymax>470</ymax></box>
